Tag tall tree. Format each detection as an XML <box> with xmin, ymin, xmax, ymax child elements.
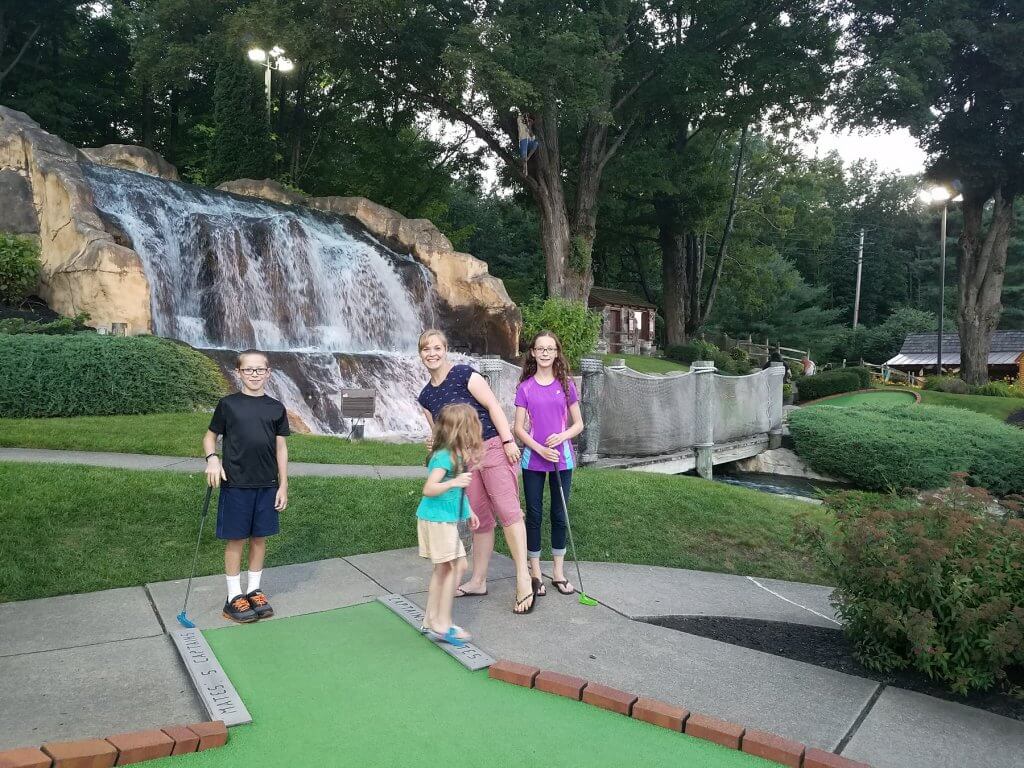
<box><xmin>208</xmin><ymin>45</ymin><xmax>274</xmax><ymax>183</ymax></box>
<box><xmin>840</xmin><ymin>1</ymin><xmax>1024</xmax><ymax>384</ymax></box>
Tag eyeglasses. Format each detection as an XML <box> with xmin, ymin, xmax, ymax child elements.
<box><xmin>239</xmin><ymin>367</ymin><xmax>270</xmax><ymax>376</ymax></box>
<box><xmin>533</xmin><ymin>347</ymin><xmax>558</xmax><ymax>355</ymax></box>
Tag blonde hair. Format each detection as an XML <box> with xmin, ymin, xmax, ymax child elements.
<box><xmin>418</xmin><ymin>329</ymin><xmax>449</xmax><ymax>351</ymax></box>
<box><xmin>430</xmin><ymin>403</ymin><xmax>483</xmax><ymax>472</ymax></box>
<box><xmin>236</xmin><ymin>349</ymin><xmax>269</xmax><ymax>368</ymax></box>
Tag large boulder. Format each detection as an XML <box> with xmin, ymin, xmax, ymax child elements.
<box><xmin>216</xmin><ymin>178</ymin><xmax>307</xmax><ymax>206</ymax></box>
<box><xmin>310</xmin><ymin>196</ymin><xmax>521</xmax><ymax>357</ymax></box>
<box><xmin>81</xmin><ymin>144</ymin><xmax>179</xmax><ymax>180</ymax></box>
<box><xmin>0</xmin><ymin>107</ymin><xmax>151</xmax><ymax>333</ymax></box>
<box><xmin>0</xmin><ymin>168</ymin><xmax>38</xmax><ymax>234</ymax></box>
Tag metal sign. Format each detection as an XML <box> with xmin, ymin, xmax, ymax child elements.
<box><xmin>171</xmin><ymin>628</ymin><xmax>252</xmax><ymax>726</ymax></box>
<box><xmin>377</xmin><ymin>594</ymin><xmax>495</xmax><ymax>671</ymax></box>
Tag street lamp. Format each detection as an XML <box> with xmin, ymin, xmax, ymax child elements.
<box><xmin>918</xmin><ymin>184</ymin><xmax>963</xmax><ymax>375</ymax></box>
<box><xmin>247</xmin><ymin>46</ymin><xmax>295</xmax><ymax>122</ymax></box>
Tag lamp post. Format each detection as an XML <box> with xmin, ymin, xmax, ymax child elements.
<box><xmin>247</xmin><ymin>46</ymin><xmax>294</xmax><ymax>123</ymax></box>
<box><xmin>918</xmin><ymin>185</ymin><xmax>963</xmax><ymax>375</ymax></box>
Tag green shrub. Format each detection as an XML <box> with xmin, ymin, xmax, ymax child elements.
<box><xmin>0</xmin><ymin>334</ymin><xmax>228</xmax><ymax>418</ymax></box>
<box><xmin>521</xmin><ymin>297</ymin><xmax>601</xmax><ymax>368</ymax></box>
<box><xmin>0</xmin><ymin>234</ymin><xmax>42</xmax><ymax>304</ymax></box>
<box><xmin>794</xmin><ymin>370</ymin><xmax>861</xmax><ymax>402</ymax></box>
<box><xmin>971</xmin><ymin>381</ymin><xmax>1024</xmax><ymax>399</ymax></box>
<box><xmin>846</xmin><ymin>366</ymin><xmax>872</xmax><ymax>389</ymax></box>
<box><xmin>924</xmin><ymin>375</ymin><xmax>971</xmax><ymax>394</ymax></box>
<box><xmin>802</xmin><ymin>479</ymin><xmax>1024</xmax><ymax>694</ymax></box>
<box><xmin>664</xmin><ymin>340</ymin><xmax>750</xmax><ymax>375</ymax></box>
<box><xmin>789</xmin><ymin>403</ymin><xmax>1024</xmax><ymax>495</ymax></box>
<box><xmin>0</xmin><ymin>313</ymin><xmax>91</xmax><ymax>335</ymax></box>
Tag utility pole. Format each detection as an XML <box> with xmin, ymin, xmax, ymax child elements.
<box><xmin>852</xmin><ymin>228</ymin><xmax>864</xmax><ymax>328</ymax></box>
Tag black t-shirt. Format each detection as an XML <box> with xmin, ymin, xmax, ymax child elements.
<box><xmin>417</xmin><ymin>364</ymin><xmax>499</xmax><ymax>441</ymax></box>
<box><xmin>209</xmin><ymin>393</ymin><xmax>290</xmax><ymax>488</ymax></box>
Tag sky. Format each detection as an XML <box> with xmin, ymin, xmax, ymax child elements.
<box><xmin>802</xmin><ymin>124</ymin><xmax>927</xmax><ymax>176</ymax></box>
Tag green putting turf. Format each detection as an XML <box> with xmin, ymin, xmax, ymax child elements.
<box><xmin>805</xmin><ymin>390</ymin><xmax>917</xmax><ymax>408</ymax></box>
<box><xmin>155</xmin><ymin>602</ymin><xmax>776</xmax><ymax>768</ymax></box>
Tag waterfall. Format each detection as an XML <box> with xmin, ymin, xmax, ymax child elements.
<box><xmin>82</xmin><ymin>163</ymin><xmax>447</xmax><ymax>438</ymax></box>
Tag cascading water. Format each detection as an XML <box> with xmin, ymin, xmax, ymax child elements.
<box><xmin>83</xmin><ymin>163</ymin><xmax>444</xmax><ymax>438</ymax></box>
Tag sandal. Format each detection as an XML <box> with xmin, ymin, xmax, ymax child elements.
<box><xmin>454</xmin><ymin>586</ymin><xmax>488</xmax><ymax>598</ymax></box>
<box><xmin>550</xmin><ymin>579</ymin><xmax>575</xmax><ymax>595</ymax></box>
<box><xmin>531</xmin><ymin>576</ymin><xmax>546</xmax><ymax>597</ymax></box>
<box><xmin>427</xmin><ymin>627</ymin><xmax>467</xmax><ymax>647</ymax></box>
<box><xmin>513</xmin><ymin>590</ymin><xmax>536</xmax><ymax>615</ymax></box>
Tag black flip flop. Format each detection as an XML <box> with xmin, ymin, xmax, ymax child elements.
<box><xmin>513</xmin><ymin>590</ymin><xmax>536</xmax><ymax>615</ymax></box>
<box><xmin>550</xmin><ymin>579</ymin><xmax>575</xmax><ymax>595</ymax></box>
<box><xmin>531</xmin><ymin>576</ymin><xmax>546</xmax><ymax>596</ymax></box>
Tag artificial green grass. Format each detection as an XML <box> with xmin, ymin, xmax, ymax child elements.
<box><xmin>150</xmin><ymin>603</ymin><xmax>773</xmax><ymax>768</ymax></box>
<box><xmin>601</xmin><ymin>353</ymin><xmax>689</xmax><ymax>374</ymax></box>
<box><xmin>805</xmin><ymin>391</ymin><xmax>918</xmax><ymax>408</ymax></box>
<box><xmin>0</xmin><ymin>412</ymin><xmax>425</xmax><ymax>465</ymax></box>
<box><xmin>0</xmin><ymin>462</ymin><xmax>829</xmax><ymax>602</ymax></box>
<box><xmin>919</xmin><ymin>390</ymin><xmax>1024</xmax><ymax>421</ymax></box>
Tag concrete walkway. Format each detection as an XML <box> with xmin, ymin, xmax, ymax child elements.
<box><xmin>2</xmin><ymin>551</ymin><xmax>1021</xmax><ymax>767</ymax></box>
<box><xmin>0</xmin><ymin>447</ymin><xmax>423</xmax><ymax>479</ymax></box>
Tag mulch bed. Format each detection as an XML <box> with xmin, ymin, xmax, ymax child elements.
<box><xmin>0</xmin><ymin>295</ymin><xmax>61</xmax><ymax>323</ymax></box>
<box><xmin>645</xmin><ymin>615</ymin><xmax>1023</xmax><ymax>721</ymax></box>
<box><xmin>1007</xmin><ymin>409</ymin><xmax>1024</xmax><ymax>429</ymax></box>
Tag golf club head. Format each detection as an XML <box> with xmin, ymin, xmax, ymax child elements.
<box><xmin>176</xmin><ymin>611</ymin><xmax>196</xmax><ymax>629</ymax></box>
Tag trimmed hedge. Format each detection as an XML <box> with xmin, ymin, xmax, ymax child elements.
<box><xmin>846</xmin><ymin>366</ymin><xmax>872</xmax><ymax>389</ymax></box>
<box><xmin>789</xmin><ymin>403</ymin><xmax>1024</xmax><ymax>494</ymax></box>
<box><xmin>0</xmin><ymin>334</ymin><xmax>227</xmax><ymax>418</ymax></box>
<box><xmin>794</xmin><ymin>369</ymin><xmax>861</xmax><ymax>402</ymax></box>
<box><xmin>924</xmin><ymin>375</ymin><xmax>970</xmax><ymax>394</ymax></box>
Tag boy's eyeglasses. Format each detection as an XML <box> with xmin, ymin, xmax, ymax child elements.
<box><xmin>533</xmin><ymin>347</ymin><xmax>557</xmax><ymax>355</ymax></box>
<box><xmin>239</xmin><ymin>367</ymin><xmax>270</xmax><ymax>376</ymax></box>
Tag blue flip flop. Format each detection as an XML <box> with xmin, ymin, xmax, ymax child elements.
<box><xmin>426</xmin><ymin>626</ymin><xmax>467</xmax><ymax>647</ymax></box>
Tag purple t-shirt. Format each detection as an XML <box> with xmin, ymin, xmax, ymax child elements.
<box><xmin>514</xmin><ymin>375</ymin><xmax>578</xmax><ymax>471</ymax></box>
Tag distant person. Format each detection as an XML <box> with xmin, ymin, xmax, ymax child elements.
<box><xmin>203</xmin><ymin>350</ymin><xmax>290</xmax><ymax>624</ymax></box>
<box><xmin>417</xmin><ymin>329</ymin><xmax>536</xmax><ymax>615</ymax></box>
<box><xmin>417</xmin><ymin>404</ymin><xmax>481</xmax><ymax>646</ymax></box>
<box><xmin>517</xmin><ymin>111</ymin><xmax>539</xmax><ymax>172</ymax></box>
<box><xmin>802</xmin><ymin>356</ymin><xmax>816</xmax><ymax>376</ymax></box>
<box><xmin>514</xmin><ymin>330</ymin><xmax>584</xmax><ymax>597</ymax></box>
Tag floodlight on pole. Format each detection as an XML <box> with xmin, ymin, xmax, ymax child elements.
<box><xmin>919</xmin><ymin>182</ymin><xmax>960</xmax><ymax>375</ymax></box>
<box><xmin>246</xmin><ymin>45</ymin><xmax>296</xmax><ymax>123</ymax></box>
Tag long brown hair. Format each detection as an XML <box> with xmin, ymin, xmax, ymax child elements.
<box><xmin>519</xmin><ymin>330</ymin><xmax>571</xmax><ymax>395</ymax></box>
<box><xmin>430</xmin><ymin>403</ymin><xmax>483</xmax><ymax>473</ymax></box>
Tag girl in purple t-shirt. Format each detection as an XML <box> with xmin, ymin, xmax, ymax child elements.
<box><xmin>513</xmin><ymin>330</ymin><xmax>584</xmax><ymax>597</ymax></box>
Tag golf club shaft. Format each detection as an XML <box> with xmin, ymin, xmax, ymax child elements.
<box><xmin>550</xmin><ymin>455</ymin><xmax>586</xmax><ymax>597</ymax></box>
<box><xmin>181</xmin><ymin>485</ymin><xmax>214</xmax><ymax>615</ymax></box>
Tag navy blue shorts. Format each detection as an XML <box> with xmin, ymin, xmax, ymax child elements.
<box><xmin>216</xmin><ymin>486</ymin><xmax>280</xmax><ymax>540</ymax></box>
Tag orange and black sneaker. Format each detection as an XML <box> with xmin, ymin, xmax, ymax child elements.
<box><xmin>223</xmin><ymin>595</ymin><xmax>258</xmax><ymax>624</ymax></box>
<box><xmin>246</xmin><ymin>589</ymin><xmax>274</xmax><ymax>619</ymax></box>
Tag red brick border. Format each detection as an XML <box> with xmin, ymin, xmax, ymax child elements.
<box><xmin>487</xmin><ymin>660</ymin><xmax>873</xmax><ymax>768</ymax></box>
<box><xmin>1</xmin><ymin>722</ymin><xmax>226</xmax><ymax>768</ymax></box>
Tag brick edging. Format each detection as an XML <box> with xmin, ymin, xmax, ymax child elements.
<box><xmin>799</xmin><ymin>387</ymin><xmax>922</xmax><ymax>406</ymax></box>
<box><xmin>487</xmin><ymin>660</ymin><xmax>871</xmax><ymax>768</ymax></box>
<box><xmin>0</xmin><ymin>721</ymin><xmax>228</xmax><ymax>767</ymax></box>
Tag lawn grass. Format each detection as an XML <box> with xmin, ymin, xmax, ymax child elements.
<box><xmin>0</xmin><ymin>412</ymin><xmax>426</xmax><ymax>465</ymax></box>
<box><xmin>805</xmin><ymin>391</ymin><xmax>918</xmax><ymax>408</ymax></box>
<box><xmin>918</xmin><ymin>390</ymin><xmax>1024</xmax><ymax>421</ymax></box>
<box><xmin>601</xmin><ymin>353</ymin><xmax>688</xmax><ymax>374</ymax></box>
<box><xmin>0</xmin><ymin>462</ymin><xmax>830</xmax><ymax>602</ymax></box>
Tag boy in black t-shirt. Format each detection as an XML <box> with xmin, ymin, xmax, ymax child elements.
<box><xmin>203</xmin><ymin>350</ymin><xmax>290</xmax><ymax>623</ymax></box>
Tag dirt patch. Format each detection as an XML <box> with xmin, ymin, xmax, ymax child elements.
<box><xmin>644</xmin><ymin>615</ymin><xmax>1023</xmax><ymax>721</ymax></box>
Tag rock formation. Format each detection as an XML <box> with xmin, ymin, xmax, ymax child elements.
<box><xmin>81</xmin><ymin>144</ymin><xmax>179</xmax><ymax>181</ymax></box>
<box><xmin>0</xmin><ymin>107</ymin><xmax>521</xmax><ymax>357</ymax></box>
<box><xmin>0</xmin><ymin>107</ymin><xmax>151</xmax><ymax>333</ymax></box>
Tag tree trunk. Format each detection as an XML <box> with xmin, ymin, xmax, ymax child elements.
<box><xmin>289</xmin><ymin>68</ymin><xmax>308</xmax><ymax>182</ymax></box>
<box><xmin>957</xmin><ymin>188</ymin><xmax>1015</xmax><ymax>385</ymax></box>
<box><xmin>141</xmin><ymin>80</ymin><xmax>154</xmax><ymax>148</ymax></box>
<box><xmin>166</xmin><ymin>89</ymin><xmax>178</xmax><ymax>161</ymax></box>
<box><xmin>657</xmin><ymin>194</ymin><xmax>688</xmax><ymax>346</ymax></box>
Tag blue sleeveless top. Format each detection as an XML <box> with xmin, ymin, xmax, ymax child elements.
<box><xmin>417</xmin><ymin>364</ymin><xmax>499</xmax><ymax>441</ymax></box>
